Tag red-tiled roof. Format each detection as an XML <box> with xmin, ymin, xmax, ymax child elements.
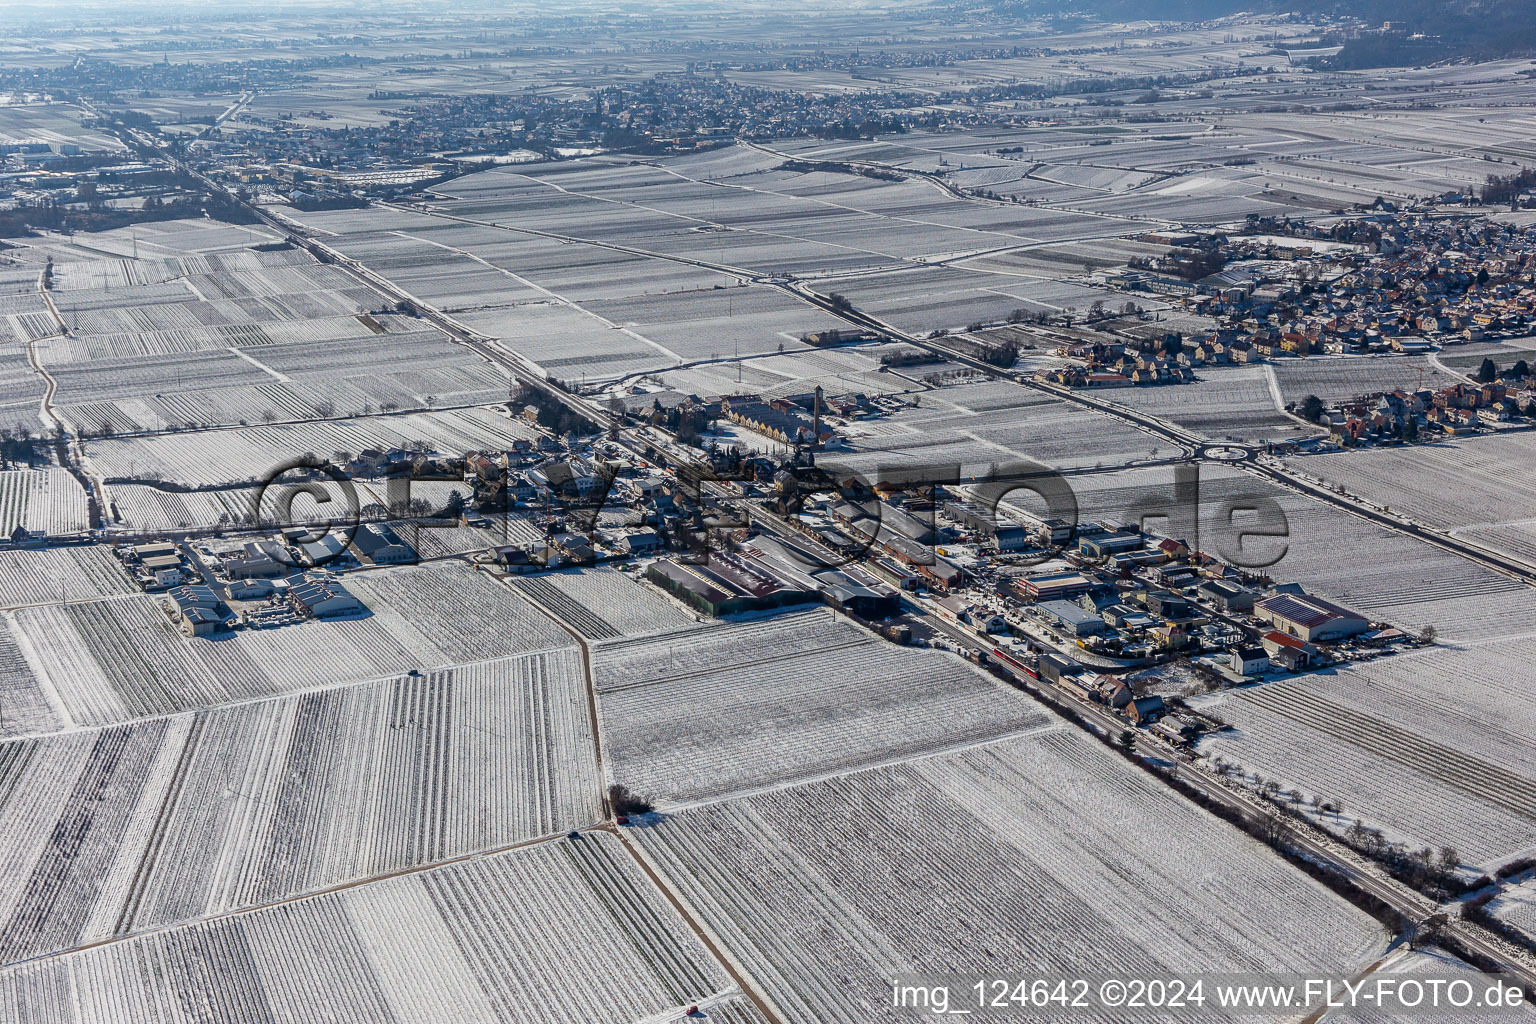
<box><xmin>1263</xmin><ymin>630</ymin><xmax>1307</xmax><ymax>649</ymax></box>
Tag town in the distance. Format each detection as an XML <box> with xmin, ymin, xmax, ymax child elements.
<box><xmin>2</xmin><ymin>1</ymin><xmax>1536</xmax><ymax>1022</ymax></box>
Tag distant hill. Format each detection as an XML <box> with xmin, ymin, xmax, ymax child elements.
<box><xmin>1300</xmin><ymin>0</ymin><xmax>1536</xmax><ymax>67</ymax></box>
<box><xmin>950</xmin><ymin>0</ymin><xmax>1536</xmax><ymax>66</ymax></box>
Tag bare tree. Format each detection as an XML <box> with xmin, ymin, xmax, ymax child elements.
<box><xmin>1260</xmin><ymin>810</ymin><xmax>1291</xmax><ymax>848</ymax></box>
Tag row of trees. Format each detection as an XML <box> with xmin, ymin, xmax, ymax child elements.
<box><xmin>512</xmin><ymin>383</ymin><xmax>592</xmax><ymax>438</ymax></box>
<box><xmin>83</xmin><ymin>397</ymin><xmax>390</xmax><ymax>440</ymax></box>
<box><xmin>0</xmin><ymin>185</ymin><xmax>259</xmax><ymax>239</ymax></box>
<box><xmin>1480</xmin><ymin>166</ymin><xmax>1536</xmax><ymax>206</ymax></box>
<box><xmin>0</xmin><ymin>427</ymin><xmax>43</xmax><ymax>470</ymax></box>
<box><xmin>1215</xmin><ymin>754</ymin><xmax>1478</xmax><ymax>900</ymax></box>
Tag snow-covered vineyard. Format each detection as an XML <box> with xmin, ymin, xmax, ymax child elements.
<box><xmin>0</xmin><ymin>834</ymin><xmax>740</xmax><ymax>1024</ymax></box>
<box><xmin>37</xmin><ymin>246</ymin><xmax>519</xmax><ymax>437</ymax></box>
<box><xmin>0</xmin><ymin>545</ymin><xmax>134</xmax><ymax>606</ymax></box>
<box><xmin>13</xmin><ymin>5</ymin><xmax>1536</xmax><ymax>1012</ymax></box>
<box><xmin>1293</xmin><ymin>433</ymin><xmax>1536</xmax><ymax>567</ymax></box>
<box><xmin>11</xmin><ymin>562</ymin><xmax>576</xmax><ymax>727</ymax></box>
<box><xmin>0</xmin><ymin>470</ymin><xmax>90</xmax><ymax>540</ymax></box>
<box><xmin>1195</xmin><ymin>638</ymin><xmax>1536</xmax><ymax>868</ymax></box>
<box><xmin>630</xmin><ymin>728</ymin><xmax>1384</xmax><ymax>1024</ymax></box>
<box><xmin>509</xmin><ymin>567</ymin><xmax>696</xmax><ymax>641</ymax></box>
<box><xmin>0</xmin><ymin>652</ymin><xmax>600</xmax><ymax>963</ymax></box>
<box><xmin>87</xmin><ymin>406</ymin><xmax>539</xmax><ymax>490</ymax></box>
<box><xmin>594</xmin><ymin>613</ymin><xmax>1053</xmax><ymax>808</ymax></box>
<box><xmin>819</xmin><ymin>379</ymin><xmax>1164</xmax><ymax>481</ymax></box>
<box><xmin>1102</xmin><ymin>363</ymin><xmax>1301</xmax><ymax>441</ymax></box>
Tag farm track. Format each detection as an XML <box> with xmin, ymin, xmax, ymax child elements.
<box><xmin>28</xmin><ymin>293</ymin><xmax>66</xmax><ymax>438</ymax></box>
<box><xmin>613</xmin><ymin>826</ymin><xmax>789</xmax><ymax>1024</ymax></box>
<box><xmin>30</xmin><ymin>277</ymin><xmax>105</xmax><ymax>530</ymax></box>
<box><xmin>501</xmin><ymin>569</ymin><xmax>614</xmax><ymax>818</ymax></box>
<box><xmin>504</xmin><ymin>573</ymin><xmax>790</xmax><ymax>1024</ymax></box>
<box><xmin>1237</xmin><ymin>685</ymin><xmax>1536</xmax><ymax>822</ymax></box>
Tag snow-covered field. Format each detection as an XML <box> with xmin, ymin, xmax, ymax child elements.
<box><xmin>1489</xmin><ymin>875</ymin><xmax>1536</xmax><ymax>944</ymax></box>
<box><xmin>597</xmin><ymin>612</ymin><xmax>1053</xmax><ymax>808</ymax></box>
<box><xmin>1293</xmin><ymin>433</ymin><xmax>1536</xmax><ymax>568</ymax></box>
<box><xmin>13</xmin><ymin>562</ymin><xmax>574</xmax><ymax>727</ymax></box>
<box><xmin>1104</xmin><ymin>364</ymin><xmax>1302</xmax><ymax>441</ymax></box>
<box><xmin>1271</xmin><ymin>356</ymin><xmax>1460</xmax><ymax>404</ymax></box>
<box><xmin>632</xmin><ymin>727</ymin><xmax>1385</xmax><ymax>1024</ymax></box>
<box><xmin>509</xmin><ymin>567</ymin><xmax>696</xmax><ymax>641</ymax></box>
<box><xmin>0</xmin><ymin>651</ymin><xmax>600</xmax><ymax>962</ymax></box>
<box><xmin>1194</xmin><ymin>638</ymin><xmax>1536</xmax><ymax>868</ymax></box>
<box><xmin>85</xmin><ymin>407</ymin><xmax>538</xmax><ymax>488</ymax></box>
<box><xmin>108</xmin><ymin>481</ymin><xmax>309</xmax><ymax>532</ymax></box>
<box><xmin>0</xmin><ymin>618</ymin><xmax>53</xmax><ymax>739</ymax></box>
<box><xmin>0</xmin><ymin>545</ymin><xmax>134</xmax><ymax>607</ymax></box>
<box><xmin>0</xmin><ymin>832</ymin><xmax>734</xmax><ymax>1023</ymax></box>
<box><xmin>1320</xmin><ymin>948</ymin><xmax>1494</xmax><ymax>1024</ymax></box>
<box><xmin>0</xmin><ymin>469</ymin><xmax>89</xmax><ymax>538</ymax></box>
<box><xmin>821</xmin><ymin>378</ymin><xmax>1164</xmax><ymax>481</ymax></box>
<box><xmin>29</xmin><ymin>243</ymin><xmax>523</xmax><ymax>435</ymax></box>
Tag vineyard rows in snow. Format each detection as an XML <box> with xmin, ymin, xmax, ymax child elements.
<box><xmin>0</xmin><ymin>470</ymin><xmax>89</xmax><ymax>538</ymax></box>
<box><xmin>1194</xmin><ymin>638</ymin><xmax>1536</xmax><ymax>867</ymax></box>
<box><xmin>1271</xmin><ymin>355</ymin><xmax>1460</xmax><ymax>404</ymax></box>
<box><xmin>630</xmin><ymin>728</ymin><xmax>1384</xmax><ymax>1024</ymax></box>
<box><xmin>0</xmin><ymin>651</ymin><xmax>600</xmax><ymax>963</ymax></box>
<box><xmin>1104</xmin><ymin>364</ymin><xmax>1300</xmax><ymax>442</ymax></box>
<box><xmin>36</xmin><ymin>238</ymin><xmax>523</xmax><ymax>437</ymax></box>
<box><xmin>593</xmin><ymin>612</ymin><xmax>1052</xmax><ymax>807</ymax></box>
<box><xmin>0</xmin><ymin>344</ymin><xmax>49</xmax><ymax>436</ymax></box>
<box><xmin>0</xmin><ymin>618</ymin><xmax>54</xmax><ymax>739</ymax></box>
<box><xmin>46</xmin><ymin>248</ymin><xmax>315</xmax><ymax>294</ymax></box>
<box><xmin>14</xmin><ymin>562</ymin><xmax>575</xmax><ymax>727</ymax></box>
<box><xmin>0</xmin><ymin>545</ymin><xmax>135</xmax><ymax>607</ymax></box>
<box><xmin>509</xmin><ymin>568</ymin><xmax>695</xmax><ymax>641</ymax></box>
<box><xmin>52</xmin><ymin>333</ymin><xmax>512</xmax><ymax>436</ymax></box>
<box><xmin>1293</xmin><ymin>433</ymin><xmax>1536</xmax><ymax>566</ymax></box>
<box><xmin>1490</xmin><ymin>878</ymin><xmax>1536</xmax><ymax>945</ymax></box>
<box><xmin>87</xmin><ymin>407</ymin><xmax>539</xmax><ymax>488</ymax></box>
<box><xmin>0</xmin><ymin>832</ymin><xmax>734</xmax><ymax>1023</ymax></box>
<box><xmin>39</xmin><ymin>312</ymin><xmax>413</xmax><ymax>363</ymax></box>
<box><xmin>1321</xmin><ymin>949</ymin><xmax>1490</xmax><ymax>1024</ymax></box>
<box><xmin>821</xmin><ymin>379</ymin><xmax>1164</xmax><ymax>482</ymax></box>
